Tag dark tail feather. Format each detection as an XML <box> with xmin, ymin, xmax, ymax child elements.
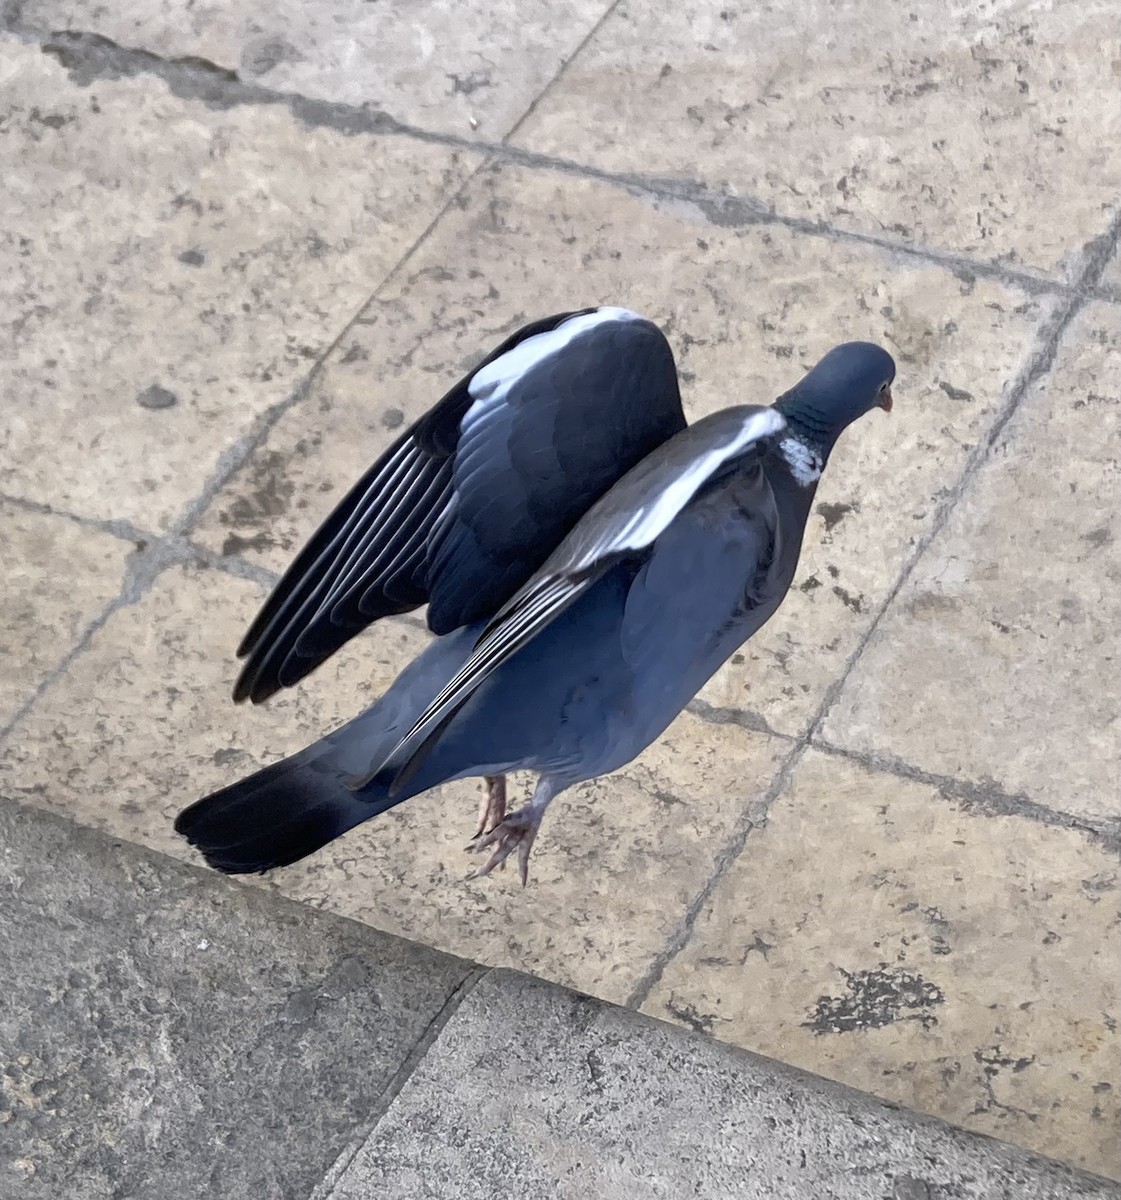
<box><xmin>174</xmin><ymin>748</ymin><xmax>396</xmax><ymax>874</ymax></box>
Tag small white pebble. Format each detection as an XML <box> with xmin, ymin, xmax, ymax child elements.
<box><xmin>469</xmin><ymin>115</ymin><xmax>479</xmax><ymax>130</ymax></box>
<box><xmin>196</xmin><ymin>939</ymin><xmax>210</xmax><ymax>951</ymax></box>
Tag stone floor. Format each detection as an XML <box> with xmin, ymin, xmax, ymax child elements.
<box><xmin>1</xmin><ymin>0</ymin><xmax>1118</xmax><ymax>1180</ymax></box>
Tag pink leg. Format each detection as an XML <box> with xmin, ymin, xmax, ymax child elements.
<box><xmin>471</xmin><ymin>774</ymin><xmax>507</xmax><ymax>842</ymax></box>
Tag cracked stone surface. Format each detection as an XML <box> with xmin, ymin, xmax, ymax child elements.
<box><xmin>823</xmin><ymin>302</ymin><xmax>1121</xmax><ymax>824</ymax></box>
<box><xmin>513</xmin><ymin>0</ymin><xmax>1121</xmax><ymax>278</ymax></box>
<box><xmin>646</xmin><ymin>749</ymin><xmax>1121</xmax><ymax>1179</ymax></box>
<box><xmin>13</xmin><ymin>0</ymin><xmax>613</xmax><ymax>138</ymax></box>
<box><xmin>0</xmin><ymin>501</ymin><xmax>132</xmax><ymax>727</ymax></box>
<box><xmin>193</xmin><ymin>162</ymin><xmax>1054</xmax><ymax>740</ymax></box>
<box><xmin>0</xmin><ymin>41</ymin><xmax>469</xmax><ymax>531</ymax></box>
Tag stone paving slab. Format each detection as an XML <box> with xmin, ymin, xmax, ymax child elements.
<box><xmin>512</xmin><ymin>0</ymin><xmax>1121</xmax><ymax>279</ymax></box>
<box><xmin>0</xmin><ymin>40</ymin><xmax>470</xmax><ymax>532</ymax></box>
<box><xmin>0</xmin><ymin>560</ymin><xmax>788</xmax><ymax>1006</ymax></box>
<box><xmin>13</xmin><ymin>0</ymin><xmax>612</xmax><ymax>139</ymax></box>
<box><xmin>823</xmin><ymin>301</ymin><xmax>1121</xmax><ymax>824</ymax></box>
<box><xmin>0</xmin><ymin>1</ymin><xmax>1119</xmax><ymax>1186</ymax></box>
<box><xmin>192</xmin><ymin>161</ymin><xmax>1055</xmax><ymax>740</ymax></box>
<box><xmin>0</xmin><ymin>799</ymin><xmax>475</xmax><ymax>1200</ymax></box>
<box><xmin>0</xmin><ymin>501</ymin><xmax>131</xmax><ymax>728</ymax></box>
<box><xmin>3</xmin><ymin>800</ymin><xmax>1116</xmax><ymax>1200</ymax></box>
<box><xmin>320</xmin><ymin>967</ymin><xmax>1118</xmax><ymax>1200</ymax></box>
<box><xmin>647</xmin><ymin>748</ymin><xmax>1121</xmax><ymax>1178</ymax></box>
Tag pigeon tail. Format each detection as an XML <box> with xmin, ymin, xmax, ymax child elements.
<box><xmin>174</xmin><ymin>745</ymin><xmax>399</xmax><ymax>874</ymax></box>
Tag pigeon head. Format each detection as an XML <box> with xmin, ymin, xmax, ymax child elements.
<box><xmin>775</xmin><ymin>342</ymin><xmax>896</xmax><ymax>458</ymax></box>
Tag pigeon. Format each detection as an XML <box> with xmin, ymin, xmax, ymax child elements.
<box><xmin>175</xmin><ymin>307</ymin><xmax>894</xmax><ymax>885</ymax></box>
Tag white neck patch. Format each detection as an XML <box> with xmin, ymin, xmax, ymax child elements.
<box><xmin>778</xmin><ymin>436</ymin><xmax>823</xmax><ymax>487</ymax></box>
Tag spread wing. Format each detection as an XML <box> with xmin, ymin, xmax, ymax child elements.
<box><xmin>234</xmin><ymin>307</ymin><xmax>687</xmax><ymax>703</ymax></box>
<box><xmin>382</xmin><ymin>405</ymin><xmax>787</xmax><ymax>793</ymax></box>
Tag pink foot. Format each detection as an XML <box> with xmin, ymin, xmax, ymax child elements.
<box><xmin>468</xmin><ymin>807</ymin><xmax>543</xmax><ymax>888</ymax></box>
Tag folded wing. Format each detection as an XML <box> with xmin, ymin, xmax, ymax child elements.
<box><xmin>383</xmin><ymin>404</ymin><xmax>787</xmax><ymax>792</ymax></box>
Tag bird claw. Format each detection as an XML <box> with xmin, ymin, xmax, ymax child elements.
<box><xmin>467</xmin><ymin>775</ymin><xmax>507</xmax><ymax>847</ymax></box>
<box><xmin>467</xmin><ymin>808</ymin><xmax>542</xmax><ymax>888</ymax></box>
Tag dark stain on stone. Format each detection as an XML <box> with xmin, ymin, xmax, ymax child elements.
<box><xmin>221</xmin><ymin>450</ymin><xmax>295</xmax><ymax>527</ymax></box>
<box><xmin>29</xmin><ymin>107</ymin><xmax>75</xmax><ymax>130</ymax></box>
<box><xmin>178</xmin><ymin>248</ymin><xmax>205</xmax><ymax>266</ymax></box>
<box><xmin>381</xmin><ymin>407</ymin><xmax>405</xmax><ymax>430</ymax></box>
<box><xmin>340</xmin><ymin>343</ymin><xmax>369</xmax><ymax>365</ymax></box>
<box><xmin>221</xmin><ymin>530</ymin><xmax>274</xmax><ymax>556</ymax></box>
<box><xmin>136</xmin><ymin>384</ymin><xmax>178</xmax><ymax>410</ymax></box>
<box><xmin>447</xmin><ymin>70</ymin><xmax>492</xmax><ymax>96</ymax></box>
<box><xmin>799</xmin><ymin>574</ymin><xmax>821</xmax><ymax>593</ymax></box>
<box><xmin>938</xmin><ymin>380</ymin><xmax>974</xmax><ymax>402</ymax></box>
<box><xmin>212</xmin><ymin>747</ymin><xmax>247</xmax><ymax>768</ymax></box>
<box><xmin>975</xmin><ymin>1045</ymin><xmax>1035</xmax><ymax>1076</ymax></box>
<box><xmin>664</xmin><ymin>996</ymin><xmax>721</xmax><ymax>1036</ymax></box>
<box><xmin>816</xmin><ymin>500</ymin><xmax>855</xmax><ymax>532</ymax></box>
<box><xmin>832</xmin><ymin>584</ymin><xmax>865</xmax><ymax>613</ymax></box>
<box><xmin>1082</xmin><ymin>526</ymin><xmax>1112</xmax><ymax>549</ymax></box>
<box><xmin>803</xmin><ymin>966</ymin><xmax>944</xmax><ymax>1035</ymax></box>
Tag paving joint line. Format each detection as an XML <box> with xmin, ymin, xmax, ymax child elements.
<box><xmin>306</xmin><ymin>964</ymin><xmax>490</xmax><ymax>1200</ymax></box>
<box><xmin>0</xmin><ymin>491</ymin><xmax>158</xmax><ymax>546</ymax></box>
<box><xmin>0</xmin><ymin>3</ymin><xmax>618</xmax><ymax>749</ymax></box>
<box><xmin>0</xmin><ymin>144</ymin><xmax>492</xmax><ymax>745</ymax></box>
<box><xmin>684</xmin><ymin>697</ymin><xmax>1119</xmax><ymax>852</ymax></box>
<box><xmin>805</xmin><ymin>202</ymin><xmax>1121</xmax><ymax>744</ymax></box>
<box><xmin>812</xmin><ymin>739</ymin><xmax>1121</xmax><ymax>857</ymax></box>
<box><xmin>627</xmin><ymin>204</ymin><xmax>1121</xmax><ymax>1010</ymax></box>
<box><xmin>499</xmin><ymin>0</ymin><xmax>624</xmax><ymax>144</ymax></box>
<box><xmin>6</xmin><ymin>25</ymin><xmax>1116</xmax><ymax>303</ymax></box>
<box><xmin>623</xmin><ymin>734</ymin><xmax>810</xmax><ymax>1010</ymax></box>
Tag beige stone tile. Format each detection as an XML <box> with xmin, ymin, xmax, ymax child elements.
<box><xmin>0</xmin><ymin>502</ymin><xmax>132</xmax><ymax>726</ymax></box>
<box><xmin>0</xmin><ymin>42</ymin><xmax>469</xmax><ymax>531</ymax></box>
<box><xmin>823</xmin><ymin>303</ymin><xmax>1121</xmax><ymax>822</ymax></box>
<box><xmin>0</xmin><ymin>565</ymin><xmax>423</xmax><ymax>844</ymax></box>
<box><xmin>0</xmin><ymin>561</ymin><xmax>787</xmax><ymax>1004</ymax></box>
<box><xmin>19</xmin><ymin>0</ymin><xmax>610</xmax><ymax>139</ymax></box>
<box><xmin>195</xmin><ymin>163</ymin><xmax>1054</xmax><ymax>737</ymax></box>
<box><xmin>646</xmin><ymin>749</ymin><xmax>1121</xmax><ymax>1178</ymax></box>
<box><xmin>514</xmin><ymin>0</ymin><xmax>1120</xmax><ymax>279</ymax></box>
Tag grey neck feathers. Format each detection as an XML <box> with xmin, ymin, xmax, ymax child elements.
<box><xmin>773</xmin><ymin>391</ymin><xmax>840</xmax><ymax>460</ymax></box>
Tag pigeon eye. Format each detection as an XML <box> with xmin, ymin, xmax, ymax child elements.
<box><xmin>877</xmin><ymin>381</ymin><xmax>889</xmax><ymax>394</ymax></box>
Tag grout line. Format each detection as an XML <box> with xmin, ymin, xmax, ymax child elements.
<box><xmin>805</xmin><ymin>204</ymin><xmax>1121</xmax><ymax>742</ymax></box>
<box><xmin>305</xmin><ymin>965</ymin><xmax>490</xmax><ymax>1200</ymax></box>
<box><xmin>0</xmin><ymin>533</ymin><xmax>184</xmax><ymax>747</ymax></box>
<box><xmin>685</xmin><ymin>697</ymin><xmax>786</xmax><ymax>740</ymax></box>
<box><xmin>0</xmin><ymin>148</ymin><xmax>494</xmax><ymax>747</ymax></box>
<box><xmin>0</xmin><ymin>491</ymin><xmax>159</xmax><ymax>546</ymax></box>
<box><xmin>625</xmin><ymin>204</ymin><xmax>1121</xmax><ymax>1012</ymax></box>
<box><xmin>499</xmin><ymin>0</ymin><xmax>624</xmax><ymax>143</ymax></box>
<box><xmin>623</xmin><ymin>736</ymin><xmax>810</xmax><ymax>1009</ymax></box>
<box><xmin>165</xmin><ymin>156</ymin><xmax>494</xmax><ymax>545</ymax></box>
<box><xmin>812</xmin><ymin>739</ymin><xmax>1121</xmax><ymax>856</ymax></box>
<box><xmin>7</xmin><ymin>25</ymin><xmax>1116</xmax><ymax>304</ymax></box>
<box><xmin>183</xmin><ymin>541</ymin><xmax>282</xmax><ymax>589</ymax></box>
